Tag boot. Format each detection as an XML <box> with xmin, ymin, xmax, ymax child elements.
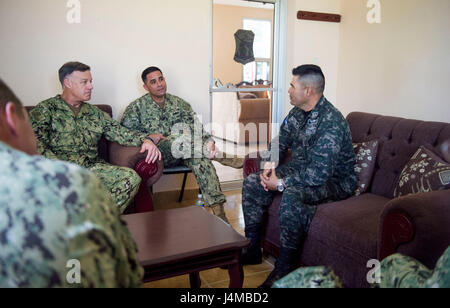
<box><xmin>213</xmin><ymin>152</ymin><xmax>244</xmax><ymax>169</ymax></box>
<box><xmin>259</xmin><ymin>247</ymin><xmax>299</xmax><ymax>288</ymax></box>
<box><xmin>241</xmin><ymin>225</ymin><xmax>263</xmax><ymax>265</ymax></box>
<box><xmin>210</xmin><ymin>203</ymin><xmax>230</xmax><ymax>224</ymax></box>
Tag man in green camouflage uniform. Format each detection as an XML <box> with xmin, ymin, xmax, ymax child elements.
<box><xmin>0</xmin><ymin>78</ymin><xmax>143</xmax><ymax>287</ymax></box>
<box><xmin>272</xmin><ymin>246</ymin><xmax>450</xmax><ymax>288</ymax></box>
<box><xmin>29</xmin><ymin>62</ymin><xmax>161</xmax><ymax>213</ymax></box>
<box><xmin>242</xmin><ymin>65</ymin><xmax>357</xmax><ymax>288</ymax></box>
<box><xmin>121</xmin><ymin>67</ymin><xmax>240</xmax><ymax>223</ymax></box>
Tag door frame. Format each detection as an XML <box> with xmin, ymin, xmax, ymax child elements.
<box><xmin>209</xmin><ymin>0</ymin><xmax>287</xmax><ymax>138</ymax></box>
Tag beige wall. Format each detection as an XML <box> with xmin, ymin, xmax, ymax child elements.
<box><xmin>284</xmin><ymin>0</ymin><xmax>341</xmax><ymax>117</ymax></box>
<box><xmin>0</xmin><ymin>0</ymin><xmax>211</xmax><ymax>193</ymax></box>
<box><xmin>213</xmin><ymin>4</ymin><xmax>274</xmax><ymax>85</ymax></box>
<box><xmin>0</xmin><ymin>0</ymin><xmax>211</xmax><ymax>121</ymax></box>
<box><xmin>337</xmin><ymin>0</ymin><xmax>450</xmax><ymax>122</ymax></box>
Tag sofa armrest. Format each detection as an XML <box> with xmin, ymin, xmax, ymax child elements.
<box><xmin>109</xmin><ymin>142</ymin><xmax>163</xmax><ymax>213</ymax></box>
<box><xmin>244</xmin><ymin>152</ymin><xmax>262</xmax><ymax>178</ymax></box>
<box><xmin>108</xmin><ymin>142</ymin><xmax>147</xmax><ymax>169</ymax></box>
<box><xmin>378</xmin><ymin>189</ymin><xmax>450</xmax><ymax>269</ymax></box>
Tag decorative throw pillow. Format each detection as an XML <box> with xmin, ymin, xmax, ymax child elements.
<box><xmin>353</xmin><ymin>140</ymin><xmax>379</xmax><ymax>196</ymax></box>
<box><xmin>394</xmin><ymin>146</ymin><xmax>450</xmax><ymax>198</ymax></box>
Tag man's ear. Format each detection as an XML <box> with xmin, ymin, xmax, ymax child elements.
<box><xmin>143</xmin><ymin>83</ymin><xmax>149</xmax><ymax>92</ymax></box>
<box><xmin>63</xmin><ymin>77</ymin><xmax>72</xmax><ymax>89</ymax></box>
<box><xmin>4</xmin><ymin>102</ymin><xmax>19</xmax><ymax>136</ymax></box>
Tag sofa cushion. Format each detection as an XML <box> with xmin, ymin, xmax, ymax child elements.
<box><xmin>353</xmin><ymin>140</ymin><xmax>379</xmax><ymax>196</ymax></box>
<box><xmin>394</xmin><ymin>146</ymin><xmax>450</xmax><ymax>198</ymax></box>
<box><xmin>347</xmin><ymin>112</ymin><xmax>450</xmax><ymax>198</ymax></box>
<box><xmin>300</xmin><ymin>193</ymin><xmax>390</xmax><ymax>288</ymax></box>
<box><xmin>237</xmin><ymin>92</ymin><xmax>258</xmax><ymax>99</ymax></box>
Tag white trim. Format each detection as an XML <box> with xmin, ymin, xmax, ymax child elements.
<box><xmin>271</xmin><ymin>0</ymin><xmax>287</xmax><ymax>137</ymax></box>
<box><xmin>209</xmin><ymin>0</ymin><xmax>287</xmax><ymax>136</ymax></box>
<box><xmin>214</xmin><ymin>0</ymin><xmax>275</xmax><ymax>10</ymax></box>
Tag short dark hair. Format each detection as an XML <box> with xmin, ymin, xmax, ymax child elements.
<box><xmin>292</xmin><ymin>64</ymin><xmax>326</xmax><ymax>93</ymax></box>
<box><xmin>0</xmin><ymin>78</ymin><xmax>24</xmax><ymax>118</ymax></box>
<box><xmin>58</xmin><ymin>62</ymin><xmax>91</xmax><ymax>86</ymax></box>
<box><xmin>141</xmin><ymin>66</ymin><xmax>162</xmax><ymax>83</ymax></box>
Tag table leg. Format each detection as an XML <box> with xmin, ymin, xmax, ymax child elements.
<box><xmin>189</xmin><ymin>272</ymin><xmax>202</xmax><ymax>288</ymax></box>
<box><xmin>228</xmin><ymin>261</ymin><xmax>244</xmax><ymax>288</ymax></box>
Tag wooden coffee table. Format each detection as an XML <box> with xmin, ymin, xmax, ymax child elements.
<box><xmin>123</xmin><ymin>206</ymin><xmax>250</xmax><ymax>288</ymax></box>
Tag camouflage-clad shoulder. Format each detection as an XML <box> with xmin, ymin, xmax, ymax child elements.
<box><xmin>121</xmin><ymin>94</ymin><xmax>148</xmax><ymax>133</ymax></box>
<box><xmin>378</xmin><ymin>246</ymin><xmax>450</xmax><ymax>288</ymax></box>
<box><xmin>272</xmin><ymin>266</ymin><xmax>342</xmax><ymax>288</ymax></box>
<box><xmin>0</xmin><ymin>142</ymin><xmax>143</xmax><ymax>288</ymax></box>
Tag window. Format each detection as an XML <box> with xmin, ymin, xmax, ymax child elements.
<box><xmin>242</xmin><ymin>18</ymin><xmax>272</xmax><ymax>82</ymax></box>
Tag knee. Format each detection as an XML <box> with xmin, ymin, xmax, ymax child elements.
<box><xmin>243</xmin><ymin>173</ymin><xmax>260</xmax><ymax>190</ymax></box>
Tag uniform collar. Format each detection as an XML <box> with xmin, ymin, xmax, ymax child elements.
<box><xmin>145</xmin><ymin>93</ymin><xmax>174</xmax><ymax>110</ymax></box>
<box><xmin>306</xmin><ymin>95</ymin><xmax>326</xmax><ymax>119</ymax></box>
<box><xmin>54</xmin><ymin>95</ymin><xmax>87</xmax><ymax>116</ymax></box>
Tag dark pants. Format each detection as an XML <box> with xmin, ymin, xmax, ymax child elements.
<box><xmin>242</xmin><ymin>172</ymin><xmax>350</xmax><ymax>250</ymax></box>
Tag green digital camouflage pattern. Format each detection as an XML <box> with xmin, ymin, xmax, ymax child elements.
<box><xmin>243</xmin><ymin>96</ymin><xmax>357</xmax><ymax>249</ymax></box>
<box><xmin>121</xmin><ymin>93</ymin><xmax>213</xmax><ymax>145</ymax></box>
<box><xmin>122</xmin><ymin>93</ymin><xmax>226</xmax><ymax>206</ymax></box>
<box><xmin>29</xmin><ymin>95</ymin><xmax>148</xmax><ymax>210</ymax></box>
<box><xmin>272</xmin><ymin>247</ymin><xmax>450</xmax><ymax>288</ymax></box>
<box><xmin>272</xmin><ymin>266</ymin><xmax>342</xmax><ymax>288</ymax></box>
<box><xmin>0</xmin><ymin>141</ymin><xmax>143</xmax><ymax>288</ymax></box>
<box><xmin>377</xmin><ymin>246</ymin><xmax>450</xmax><ymax>288</ymax></box>
<box><xmin>89</xmin><ymin>164</ymin><xmax>141</xmax><ymax>214</ymax></box>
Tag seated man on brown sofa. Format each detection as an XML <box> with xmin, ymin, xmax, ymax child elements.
<box><xmin>29</xmin><ymin>62</ymin><xmax>161</xmax><ymax>213</ymax></box>
<box><xmin>0</xmin><ymin>78</ymin><xmax>143</xmax><ymax>287</ymax></box>
<box><xmin>242</xmin><ymin>65</ymin><xmax>358</xmax><ymax>288</ymax></box>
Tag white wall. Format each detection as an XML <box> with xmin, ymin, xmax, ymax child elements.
<box><xmin>337</xmin><ymin>0</ymin><xmax>450</xmax><ymax>122</ymax></box>
<box><xmin>0</xmin><ymin>0</ymin><xmax>212</xmax><ymax>193</ymax></box>
<box><xmin>0</xmin><ymin>0</ymin><xmax>211</xmax><ymax>121</ymax></box>
<box><xmin>285</xmin><ymin>0</ymin><xmax>341</xmax><ymax>117</ymax></box>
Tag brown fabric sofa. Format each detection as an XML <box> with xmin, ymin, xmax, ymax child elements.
<box><xmin>243</xmin><ymin>112</ymin><xmax>450</xmax><ymax>288</ymax></box>
<box><xmin>26</xmin><ymin>105</ymin><xmax>163</xmax><ymax>213</ymax></box>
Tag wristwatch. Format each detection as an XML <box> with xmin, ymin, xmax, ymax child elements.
<box><xmin>277</xmin><ymin>179</ymin><xmax>286</xmax><ymax>193</ymax></box>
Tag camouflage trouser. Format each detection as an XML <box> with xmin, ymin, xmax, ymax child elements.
<box><xmin>242</xmin><ymin>168</ymin><xmax>348</xmax><ymax>250</ymax></box>
<box><xmin>157</xmin><ymin>135</ymin><xmax>226</xmax><ymax>206</ymax></box>
<box><xmin>272</xmin><ymin>246</ymin><xmax>450</xmax><ymax>288</ymax></box>
<box><xmin>377</xmin><ymin>246</ymin><xmax>450</xmax><ymax>288</ymax></box>
<box><xmin>272</xmin><ymin>266</ymin><xmax>342</xmax><ymax>288</ymax></box>
<box><xmin>88</xmin><ymin>163</ymin><xmax>141</xmax><ymax>213</ymax></box>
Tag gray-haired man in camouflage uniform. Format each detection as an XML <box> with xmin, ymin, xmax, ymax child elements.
<box><xmin>29</xmin><ymin>62</ymin><xmax>161</xmax><ymax>213</ymax></box>
<box><xmin>0</xmin><ymin>78</ymin><xmax>143</xmax><ymax>287</ymax></box>
<box><xmin>121</xmin><ymin>67</ymin><xmax>242</xmax><ymax>223</ymax></box>
<box><xmin>242</xmin><ymin>65</ymin><xmax>358</xmax><ymax>288</ymax></box>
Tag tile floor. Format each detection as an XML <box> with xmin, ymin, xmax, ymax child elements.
<box><xmin>144</xmin><ymin>190</ymin><xmax>275</xmax><ymax>288</ymax></box>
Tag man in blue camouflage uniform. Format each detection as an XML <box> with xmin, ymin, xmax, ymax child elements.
<box><xmin>29</xmin><ymin>62</ymin><xmax>161</xmax><ymax>213</ymax></box>
<box><xmin>242</xmin><ymin>65</ymin><xmax>357</xmax><ymax>288</ymax></box>
<box><xmin>0</xmin><ymin>79</ymin><xmax>143</xmax><ymax>287</ymax></box>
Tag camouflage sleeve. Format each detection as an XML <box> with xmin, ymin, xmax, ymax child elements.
<box><xmin>283</xmin><ymin>123</ymin><xmax>344</xmax><ymax>188</ymax></box>
<box><xmin>67</xmin><ymin>170</ymin><xmax>144</xmax><ymax>288</ymax></box>
<box><xmin>99</xmin><ymin>109</ymin><xmax>148</xmax><ymax>147</ymax></box>
<box><xmin>121</xmin><ymin>102</ymin><xmax>147</xmax><ymax>134</ymax></box>
<box><xmin>262</xmin><ymin>113</ymin><xmax>293</xmax><ymax>165</ymax></box>
<box><xmin>181</xmin><ymin>101</ymin><xmax>214</xmax><ymax>145</ymax></box>
<box><xmin>29</xmin><ymin>104</ymin><xmax>59</xmax><ymax>160</ymax></box>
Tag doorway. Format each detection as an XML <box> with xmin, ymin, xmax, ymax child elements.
<box><xmin>210</xmin><ymin>0</ymin><xmax>283</xmax><ymax>185</ymax></box>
